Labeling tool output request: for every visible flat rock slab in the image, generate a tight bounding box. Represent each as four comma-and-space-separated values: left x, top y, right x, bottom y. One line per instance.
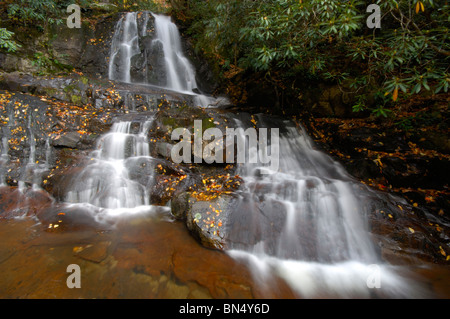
74, 241, 112, 263
52, 131, 83, 148
0, 215, 298, 299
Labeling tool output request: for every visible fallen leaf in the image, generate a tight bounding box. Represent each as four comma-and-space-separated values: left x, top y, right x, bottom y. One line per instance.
392, 88, 398, 101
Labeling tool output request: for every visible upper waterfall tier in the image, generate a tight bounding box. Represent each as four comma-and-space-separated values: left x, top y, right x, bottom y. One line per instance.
108, 11, 220, 108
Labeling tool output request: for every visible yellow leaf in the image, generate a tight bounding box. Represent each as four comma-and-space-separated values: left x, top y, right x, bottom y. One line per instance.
415, 2, 420, 14
420, 1, 425, 12
408, 227, 415, 234
73, 246, 84, 253
392, 87, 398, 101
374, 156, 383, 167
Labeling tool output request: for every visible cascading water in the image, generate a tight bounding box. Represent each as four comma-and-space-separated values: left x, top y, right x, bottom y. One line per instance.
108, 11, 217, 108
0, 135, 8, 186
226, 116, 427, 298
230, 119, 377, 262
0, 109, 13, 186
65, 117, 159, 218
17, 110, 51, 192
108, 12, 140, 83
66, 11, 215, 219
151, 13, 197, 92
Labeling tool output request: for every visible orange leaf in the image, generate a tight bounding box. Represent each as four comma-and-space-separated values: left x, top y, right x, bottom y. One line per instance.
392, 88, 398, 101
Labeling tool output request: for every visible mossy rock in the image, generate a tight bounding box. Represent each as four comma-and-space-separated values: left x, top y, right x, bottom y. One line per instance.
63, 84, 77, 93
80, 76, 89, 85
71, 94, 82, 105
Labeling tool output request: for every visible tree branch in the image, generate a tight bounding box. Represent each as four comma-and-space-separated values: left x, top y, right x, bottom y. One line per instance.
394, 8, 450, 57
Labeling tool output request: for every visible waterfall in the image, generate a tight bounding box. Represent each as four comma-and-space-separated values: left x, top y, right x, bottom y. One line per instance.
28, 134, 36, 165
231, 122, 377, 262
0, 136, 8, 186
108, 12, 140, 83
44, 138, 52, 169
151, 13, 217, 108
65, 117, 158, 218
1, 136, 8, 160
226, 116, 426, 298
108, 11, 218, 108
151, 13, 197, 92
67, 11, 220, 217
18, 113, 39, 191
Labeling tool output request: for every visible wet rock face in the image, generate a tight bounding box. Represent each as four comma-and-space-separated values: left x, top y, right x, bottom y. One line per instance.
0, 13, 117, 78
171, 192, 237, 250
52, 131, 83, 149
170, 189, 298, 253
0, 187, 53, 219
364, 194, 449, 265
0, 91, 54, 186
0, 72, 198, 111
0, 89, 117, 191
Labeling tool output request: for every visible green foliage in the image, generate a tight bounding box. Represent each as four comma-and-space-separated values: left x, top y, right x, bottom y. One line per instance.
352, 95, 367, 113
32, 52, 54, 74
130, 0, 169, 13
0, 28, 20, 52
184, 0, 366, 74
180, 0, 449, 117
105, 0, 169, 13
32, 52, 72, 75
371, 104, 393, 118
238, 0, 363, 71
7, 0, 73, 27
395, 116, 415, 131
359, 0, 449, 98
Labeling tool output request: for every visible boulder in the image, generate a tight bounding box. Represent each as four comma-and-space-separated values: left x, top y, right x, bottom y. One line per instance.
171, 192, 236, 250
52, 131, 82, 148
